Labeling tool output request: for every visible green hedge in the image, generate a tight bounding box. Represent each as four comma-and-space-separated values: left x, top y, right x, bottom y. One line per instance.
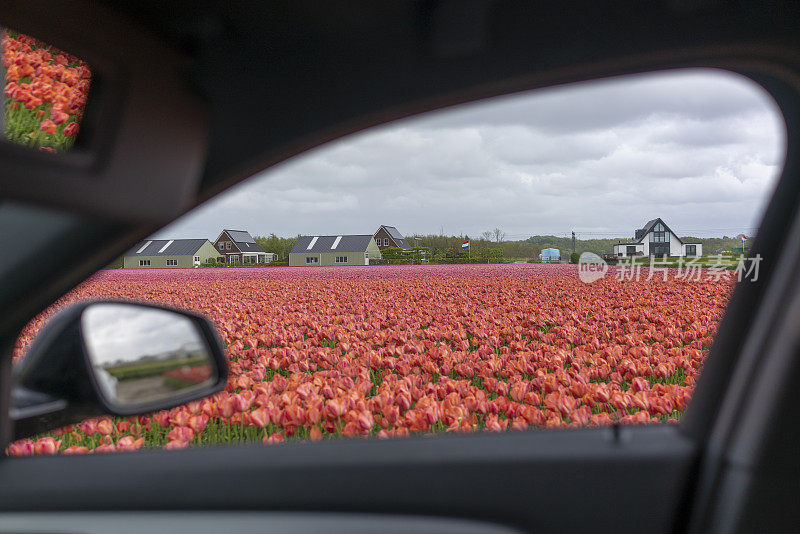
104, 356, 208, 381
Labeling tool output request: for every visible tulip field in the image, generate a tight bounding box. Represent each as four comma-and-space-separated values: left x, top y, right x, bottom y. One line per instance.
7, 264, 733, 456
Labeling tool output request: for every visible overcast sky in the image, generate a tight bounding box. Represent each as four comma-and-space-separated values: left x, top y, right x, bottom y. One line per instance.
155, 68, 786, 241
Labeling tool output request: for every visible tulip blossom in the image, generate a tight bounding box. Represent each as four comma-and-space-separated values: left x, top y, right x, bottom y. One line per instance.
34, 437, 62, 455
39, 119, 56, 134
116, 436, 145, 452
63, 446, 90, 455
7, 439, 34, 456
96, 418, 114, 435
77, 419, 98, 436
188, 415, 209, 434
163, 440, 189, 451
167, 426, 194, 443
51, 110, 69, 124
63, 122, 79, 137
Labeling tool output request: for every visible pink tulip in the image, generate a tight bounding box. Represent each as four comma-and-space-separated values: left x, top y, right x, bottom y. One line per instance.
63, 446, 90, 455
96, 418, 114, 435
163, 440, 189, 450
7, 439, 34, 456
116, 436, 145, 451
34, 437, 61, 455
77, 419, 98, 436
167, 426, 194, 443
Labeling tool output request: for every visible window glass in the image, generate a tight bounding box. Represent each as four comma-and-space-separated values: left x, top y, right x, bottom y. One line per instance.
8, 69, 785, 455
2, 29, 91, 152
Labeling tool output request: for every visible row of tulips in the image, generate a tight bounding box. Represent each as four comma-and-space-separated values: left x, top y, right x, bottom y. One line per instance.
2, 30, 90, 151
7, 264, 733, 455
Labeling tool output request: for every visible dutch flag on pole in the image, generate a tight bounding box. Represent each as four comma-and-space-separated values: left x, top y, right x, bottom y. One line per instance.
462, 240, 470, 250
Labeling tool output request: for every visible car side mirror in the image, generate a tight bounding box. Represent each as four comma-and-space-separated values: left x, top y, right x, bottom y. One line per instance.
11, 301, 228, 440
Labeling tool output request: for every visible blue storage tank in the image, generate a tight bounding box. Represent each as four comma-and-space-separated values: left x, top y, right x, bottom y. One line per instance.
539, 248, 561, 263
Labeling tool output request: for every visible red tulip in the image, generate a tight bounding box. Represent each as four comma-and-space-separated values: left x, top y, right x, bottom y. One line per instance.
263, 433, 285, 444
7, 439, 34, 456
630, 377, 649, 393
63, 446, 90, 455
34, 437, 62, 455
484, 415, 508, 432
116, 436, 145, 451
77, 419, 98, 436
167, 426, 194, 443
51, 109, 69, 124
152, 411, 171, 428
163, 440, 189, 450
39, 119, 56, 134
188, 415, 209, 434
231, 393, 253, 413
248, 408, 269, 428
323, 399, 347, 420
96, 418, 114, 435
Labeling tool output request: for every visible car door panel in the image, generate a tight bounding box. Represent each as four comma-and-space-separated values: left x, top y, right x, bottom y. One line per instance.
0, 512, 523, 534
0, 425, 696, 533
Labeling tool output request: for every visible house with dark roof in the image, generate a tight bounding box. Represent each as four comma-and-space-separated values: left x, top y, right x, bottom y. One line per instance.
612, 218, 703, 258
373, 225, 411, 250
213, 229, 274, 264
289, 235, 382, 266
123, 239, 219, 269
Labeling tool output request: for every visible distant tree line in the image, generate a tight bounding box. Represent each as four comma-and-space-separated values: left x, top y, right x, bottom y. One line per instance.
407, 231, 753, 262
253, 234, 299, 260
523, 234, 752, 258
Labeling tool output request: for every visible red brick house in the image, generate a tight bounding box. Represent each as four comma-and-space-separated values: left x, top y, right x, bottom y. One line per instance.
373, 225, 411, 250
212, 229, 273, 264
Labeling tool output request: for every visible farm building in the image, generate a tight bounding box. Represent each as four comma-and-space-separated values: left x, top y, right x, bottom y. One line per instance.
123, 239, 219, 269
289, 235, 382, 266
213, 229, 274, 264
612, 218, 702, 258
539, 248, 561, 263
374, 225, 411, 250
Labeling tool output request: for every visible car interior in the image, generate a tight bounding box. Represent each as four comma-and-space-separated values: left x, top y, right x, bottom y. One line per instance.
1, 1, 800, 532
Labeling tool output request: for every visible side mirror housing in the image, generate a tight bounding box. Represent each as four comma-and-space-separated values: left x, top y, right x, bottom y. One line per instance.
11, 301, 228, 440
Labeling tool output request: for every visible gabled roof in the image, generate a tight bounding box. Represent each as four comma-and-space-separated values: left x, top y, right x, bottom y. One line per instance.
291, 235, 375, 254
218, 229, 265, 253
375, 225, 411, 248
125, 239, 212, 257
632, 218, 684, 245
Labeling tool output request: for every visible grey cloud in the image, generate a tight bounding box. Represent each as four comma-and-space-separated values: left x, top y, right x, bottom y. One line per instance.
154, 68, 785, 242
406, 69, 777, 133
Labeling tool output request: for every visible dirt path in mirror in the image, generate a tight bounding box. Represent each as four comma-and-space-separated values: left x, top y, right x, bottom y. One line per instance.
115, 377, 176, 403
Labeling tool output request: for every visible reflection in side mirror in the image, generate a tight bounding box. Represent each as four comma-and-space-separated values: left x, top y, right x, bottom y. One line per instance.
11, 301, 227, 440
2, 29, 92, 152
82, 304, 215, 409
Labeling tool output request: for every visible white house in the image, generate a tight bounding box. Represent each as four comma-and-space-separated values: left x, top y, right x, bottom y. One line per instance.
613, 218, 702, 258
